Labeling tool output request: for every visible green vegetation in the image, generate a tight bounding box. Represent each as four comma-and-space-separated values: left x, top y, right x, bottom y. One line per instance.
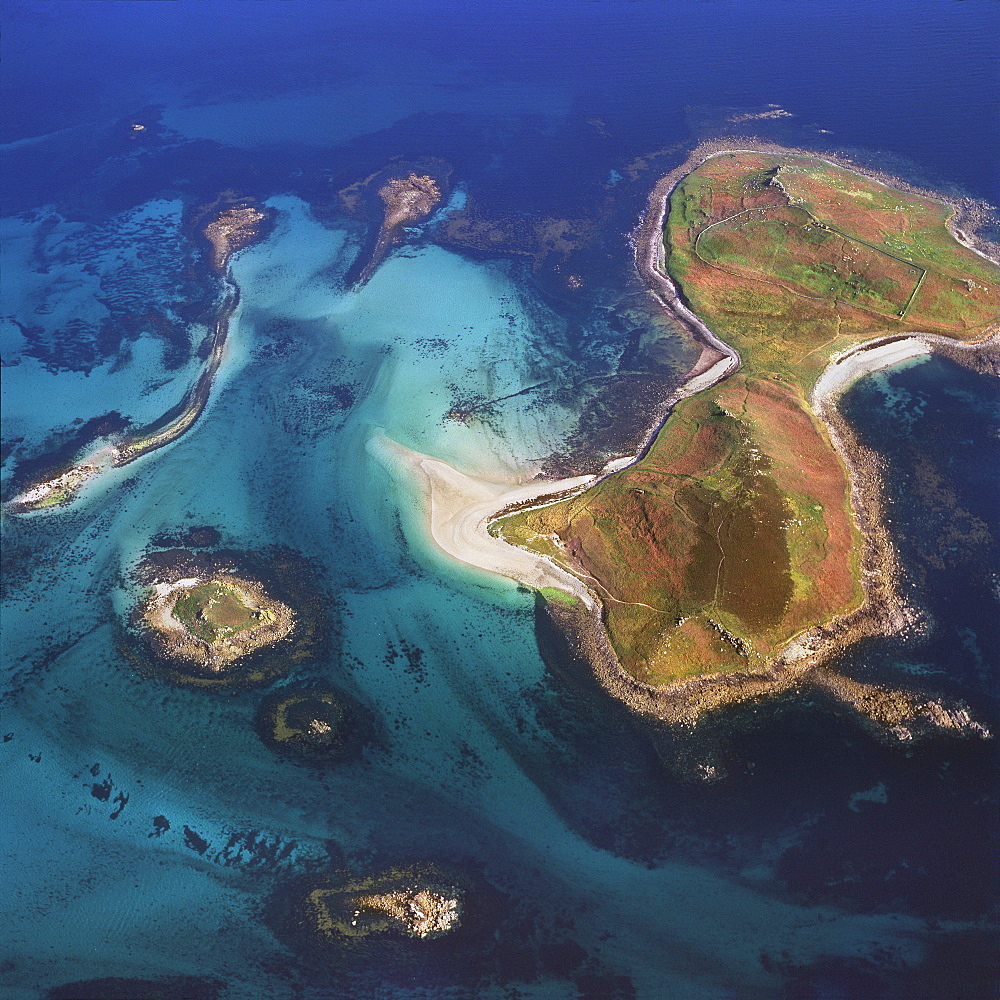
496, 151, 1000, 687
172, 581, 272, 643
496, 380, 846, 682
537, 586, 581, 605
35, 487, 74, 509
696, 207, 922, 318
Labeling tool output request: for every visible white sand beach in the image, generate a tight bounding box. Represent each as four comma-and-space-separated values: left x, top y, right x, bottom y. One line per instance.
370, 432, 599, 606
812, 336, 932, 406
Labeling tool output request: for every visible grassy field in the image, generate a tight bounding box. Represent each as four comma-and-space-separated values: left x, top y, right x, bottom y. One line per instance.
173, 581, 270, 644
497, 152, 1000, 685
696, 206, 924, 318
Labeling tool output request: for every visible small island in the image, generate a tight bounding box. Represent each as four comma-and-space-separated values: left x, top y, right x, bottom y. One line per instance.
305, 868, 464, 943
141, 574, 294, 674
202, 203, 269, 276
127, 543, 326, 689
354, 172, 442, 286
256, 686, 370, 763
379, 173, 442, 233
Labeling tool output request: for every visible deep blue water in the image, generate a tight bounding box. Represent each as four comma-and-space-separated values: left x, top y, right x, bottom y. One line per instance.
2, 2, 998, 998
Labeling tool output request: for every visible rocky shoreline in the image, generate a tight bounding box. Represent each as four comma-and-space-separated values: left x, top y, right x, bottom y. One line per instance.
139, 572, 295, 674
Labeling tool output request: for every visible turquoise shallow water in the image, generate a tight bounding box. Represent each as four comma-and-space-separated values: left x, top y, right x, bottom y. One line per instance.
4, 190, 992, 1000
3, 1, 999, 997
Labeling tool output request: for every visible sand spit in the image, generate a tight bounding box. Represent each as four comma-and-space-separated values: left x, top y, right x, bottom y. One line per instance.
4, 287, 237, 516
372, 433, 599, 606
4, 457, 108, 513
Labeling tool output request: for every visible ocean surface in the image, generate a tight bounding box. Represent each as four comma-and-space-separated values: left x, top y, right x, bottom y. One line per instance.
1, 2, 998, 998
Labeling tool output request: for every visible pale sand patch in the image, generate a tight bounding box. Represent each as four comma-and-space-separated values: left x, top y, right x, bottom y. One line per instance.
812, 336, 932, 405
370, 432, 598, 606
152, 577, 202, 597
677, 354, 740, 400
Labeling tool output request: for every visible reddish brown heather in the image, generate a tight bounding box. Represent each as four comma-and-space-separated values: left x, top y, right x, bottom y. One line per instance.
497, 149, 1000, 688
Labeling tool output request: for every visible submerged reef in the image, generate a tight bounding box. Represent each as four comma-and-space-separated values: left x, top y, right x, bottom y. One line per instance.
495, 143, 1000, 735
45, 976, 224, 1000
125, 543, 328, 689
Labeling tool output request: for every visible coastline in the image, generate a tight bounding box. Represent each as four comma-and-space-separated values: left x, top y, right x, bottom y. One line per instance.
632, 136, 1000, 288
371, 432, 600, 606
388, 141, 999, 732
4, 205, 269, 516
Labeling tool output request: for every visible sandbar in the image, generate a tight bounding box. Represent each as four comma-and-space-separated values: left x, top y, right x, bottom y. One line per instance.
371, 432, 598, 605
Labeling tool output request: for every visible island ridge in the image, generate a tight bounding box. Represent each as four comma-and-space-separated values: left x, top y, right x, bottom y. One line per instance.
5, 202, 268, 514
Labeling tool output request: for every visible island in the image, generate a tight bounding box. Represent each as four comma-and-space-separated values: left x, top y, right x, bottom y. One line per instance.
304, 867, 464, 943
497, 147, 1000, 729
141, 574, 294, 674
384, 144, 999, 738
4, 201, 269, 515
354, 172, 442, 286
127, 544, 326, 689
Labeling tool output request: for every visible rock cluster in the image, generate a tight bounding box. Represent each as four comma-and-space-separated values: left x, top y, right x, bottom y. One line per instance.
306, 868, 464, 944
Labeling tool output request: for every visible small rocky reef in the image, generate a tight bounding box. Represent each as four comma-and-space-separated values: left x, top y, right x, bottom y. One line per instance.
343, 166, 444, 286
256, 685, 371, 763
305, 867, 464, 944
